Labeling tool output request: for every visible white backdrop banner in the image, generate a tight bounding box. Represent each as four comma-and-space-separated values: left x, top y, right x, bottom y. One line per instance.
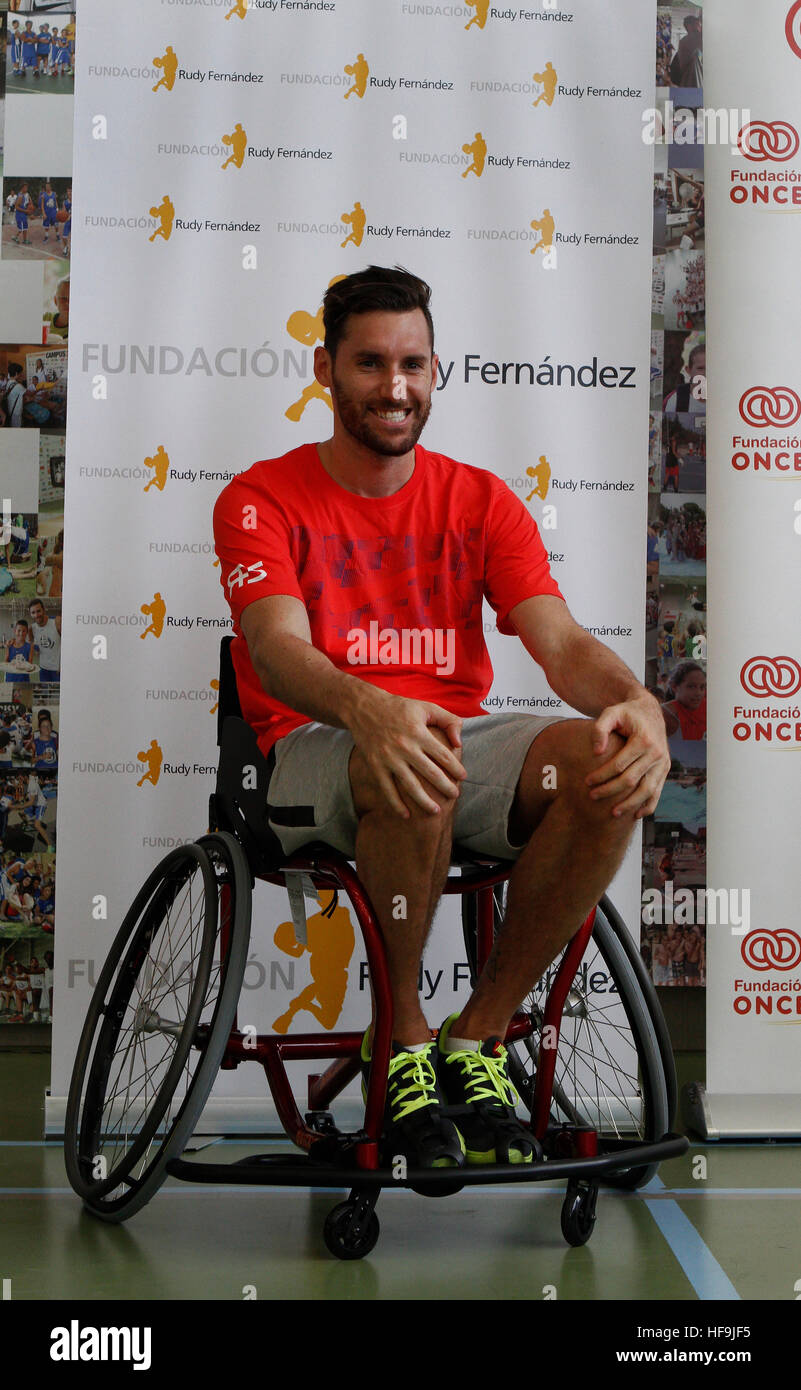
699, 0, 801, 1135
50, 0, 655, 1129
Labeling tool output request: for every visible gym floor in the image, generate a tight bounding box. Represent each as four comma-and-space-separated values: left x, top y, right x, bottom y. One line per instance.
1, 1051, 799, 1301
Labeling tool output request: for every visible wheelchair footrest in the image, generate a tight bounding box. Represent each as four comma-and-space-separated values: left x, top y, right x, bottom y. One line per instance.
165, 1132, 687, 1189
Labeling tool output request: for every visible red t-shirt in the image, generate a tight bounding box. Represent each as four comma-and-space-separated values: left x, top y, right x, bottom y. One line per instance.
670, 695, 707, 740
213, 442, 563, 757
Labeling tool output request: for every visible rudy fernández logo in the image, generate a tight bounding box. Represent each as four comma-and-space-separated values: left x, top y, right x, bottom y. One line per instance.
739, 655, 801, 699
737, 120, 799, 161
741, 928, 801, 971
344, 51, 369, 99
738, 386, 801, 428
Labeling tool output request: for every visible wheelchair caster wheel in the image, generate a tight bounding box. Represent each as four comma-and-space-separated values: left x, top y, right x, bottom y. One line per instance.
560, 1179, 598, 1247
323, 1201, 380, 1260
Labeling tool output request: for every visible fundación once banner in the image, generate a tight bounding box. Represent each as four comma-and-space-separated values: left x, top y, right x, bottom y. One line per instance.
698, 0, 801, 1136
49, 0, 655, 1129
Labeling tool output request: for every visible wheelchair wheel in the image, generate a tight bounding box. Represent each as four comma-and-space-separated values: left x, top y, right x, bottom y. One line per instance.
461, 889, 670, 1189
64, 833, 251, 1221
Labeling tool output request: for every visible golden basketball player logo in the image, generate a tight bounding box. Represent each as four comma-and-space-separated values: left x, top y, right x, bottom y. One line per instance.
152, 45, 178, 94
148, 194, 175, 244
285, 274, 347, 422
136, 739, 163, 788
225, 0, 248, 18
340, 201, 365, 249
221, 123, 248, 170
461, 131, 486, 178
140, 591, 166, 639
143, 444, 170, 493
532, 62, 557, 108
526, 455, 551, 501
530, 208, 555, 254
209, 678, 219, 715
343, 52, 369, 99
271, 890, 356, 1033
464, 0, 489, 31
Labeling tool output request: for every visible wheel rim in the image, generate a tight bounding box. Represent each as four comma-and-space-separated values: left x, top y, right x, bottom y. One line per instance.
474, 889, 664, 1147
68, 845, 220, 1202
514, 978, 651, 1139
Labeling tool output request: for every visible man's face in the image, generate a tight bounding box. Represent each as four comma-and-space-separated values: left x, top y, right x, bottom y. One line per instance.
29, 603, 45, 627
319, 309, 437, 457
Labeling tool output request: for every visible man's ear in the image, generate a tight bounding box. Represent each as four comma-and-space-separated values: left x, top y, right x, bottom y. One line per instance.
313, 344, 332, 388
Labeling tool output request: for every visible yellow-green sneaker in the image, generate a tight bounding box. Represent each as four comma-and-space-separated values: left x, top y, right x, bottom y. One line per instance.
437, 1014, 538, 1165
361, 1031, 465, 1171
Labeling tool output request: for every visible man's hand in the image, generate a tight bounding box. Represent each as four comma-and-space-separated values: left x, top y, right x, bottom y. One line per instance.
346, 685, 465, 818
585, 693, 671, 819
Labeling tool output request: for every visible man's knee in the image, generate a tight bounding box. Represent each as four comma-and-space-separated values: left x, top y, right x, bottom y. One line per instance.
350, 733, 461, 823
511, 719, 628, 833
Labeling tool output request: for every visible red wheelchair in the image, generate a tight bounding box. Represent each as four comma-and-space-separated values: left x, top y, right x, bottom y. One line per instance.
64, 639, 686, 1258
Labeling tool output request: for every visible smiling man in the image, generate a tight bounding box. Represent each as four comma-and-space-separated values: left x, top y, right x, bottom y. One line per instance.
213, 265, 670, 1172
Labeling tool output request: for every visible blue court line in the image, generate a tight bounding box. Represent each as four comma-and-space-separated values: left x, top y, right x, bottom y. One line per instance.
644, 1199, 740, 1300
643, 1171, 740, 1299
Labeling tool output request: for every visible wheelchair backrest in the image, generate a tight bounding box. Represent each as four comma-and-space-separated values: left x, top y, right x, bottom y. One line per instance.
211, 637, 285, 873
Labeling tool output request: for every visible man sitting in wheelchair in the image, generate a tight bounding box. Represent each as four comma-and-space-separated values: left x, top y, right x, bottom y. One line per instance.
213, 266, 670, 1174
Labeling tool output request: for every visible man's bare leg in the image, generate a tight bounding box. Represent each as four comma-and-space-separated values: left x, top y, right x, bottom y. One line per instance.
452, 720, 636, 1042
349, 737, 458, 1045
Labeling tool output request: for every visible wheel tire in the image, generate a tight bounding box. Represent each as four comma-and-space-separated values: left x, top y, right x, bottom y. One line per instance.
323, 1202, 380, 1260
461, 890, 670, 1190
560, 1180, 597, 1247
597, 893, 678, 1131
64, 834, 251, 1221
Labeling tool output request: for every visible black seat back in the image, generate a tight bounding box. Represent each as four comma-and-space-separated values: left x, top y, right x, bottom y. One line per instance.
211, 636, 285, 873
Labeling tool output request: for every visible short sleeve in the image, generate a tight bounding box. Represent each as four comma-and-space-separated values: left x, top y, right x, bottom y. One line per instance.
212, 472, 305, 625
483, 478, 563, 635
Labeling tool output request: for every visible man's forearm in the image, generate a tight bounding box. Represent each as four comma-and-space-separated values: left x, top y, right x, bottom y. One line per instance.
246, 629, 382, 732
545, 631, 650, 717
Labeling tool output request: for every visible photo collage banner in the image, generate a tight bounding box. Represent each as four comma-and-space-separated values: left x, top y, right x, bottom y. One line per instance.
0, 0, 76, 1033
641, 2, 708, 992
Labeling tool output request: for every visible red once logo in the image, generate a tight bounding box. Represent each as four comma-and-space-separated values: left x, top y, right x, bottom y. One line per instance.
738, 385, 801, 427
737, 120, 800, 161
740, 655, 801, 697
787, 0, 801, 58
741, 929, 801, 971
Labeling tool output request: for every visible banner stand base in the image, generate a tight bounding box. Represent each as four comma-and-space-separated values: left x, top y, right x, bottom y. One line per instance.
682, 1082, 801, 1139
44, 1094, 364, 1139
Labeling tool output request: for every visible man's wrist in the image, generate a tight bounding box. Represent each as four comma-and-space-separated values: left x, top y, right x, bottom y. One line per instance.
338, 673, 388, 732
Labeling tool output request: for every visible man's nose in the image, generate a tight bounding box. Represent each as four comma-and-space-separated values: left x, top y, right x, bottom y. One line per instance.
384, 370, 408, 403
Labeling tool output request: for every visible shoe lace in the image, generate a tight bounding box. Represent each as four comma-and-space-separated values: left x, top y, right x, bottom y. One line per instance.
386, 1049, 439, 1123
446, 1047, 519, 1109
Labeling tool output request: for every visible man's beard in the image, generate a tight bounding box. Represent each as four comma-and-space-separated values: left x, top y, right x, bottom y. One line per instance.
329, 375, 432, 456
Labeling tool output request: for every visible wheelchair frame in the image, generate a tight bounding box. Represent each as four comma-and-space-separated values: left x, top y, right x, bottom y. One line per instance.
64, 638, 687, 1258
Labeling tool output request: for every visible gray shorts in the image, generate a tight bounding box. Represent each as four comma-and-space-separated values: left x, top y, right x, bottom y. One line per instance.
266, 711, 567, 861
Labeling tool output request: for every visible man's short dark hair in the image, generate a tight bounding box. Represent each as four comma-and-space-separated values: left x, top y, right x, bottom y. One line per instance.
322, 265, 434, 359
8, 364, 23, 379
